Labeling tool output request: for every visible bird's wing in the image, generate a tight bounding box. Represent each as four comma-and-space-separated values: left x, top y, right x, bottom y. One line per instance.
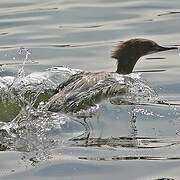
46, 72, 111, 112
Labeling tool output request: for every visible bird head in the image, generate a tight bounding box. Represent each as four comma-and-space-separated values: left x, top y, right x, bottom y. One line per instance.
112, 38, 177, 74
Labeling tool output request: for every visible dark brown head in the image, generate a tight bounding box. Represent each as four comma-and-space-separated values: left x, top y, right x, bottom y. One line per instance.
112, 38, 177, 74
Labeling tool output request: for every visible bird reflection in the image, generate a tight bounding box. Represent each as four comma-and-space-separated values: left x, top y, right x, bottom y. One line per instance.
70, 107, 139, 148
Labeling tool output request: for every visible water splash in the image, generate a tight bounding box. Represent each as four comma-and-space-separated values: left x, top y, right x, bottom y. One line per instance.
47, 66, 83, 76
0, 57, 86, 163
0, 100, 85, 164
131, 108, 164, 118
1, 58, 178, 164
53, 72, 160, 115
109, 73, 159, 105
0, 64, 84, 121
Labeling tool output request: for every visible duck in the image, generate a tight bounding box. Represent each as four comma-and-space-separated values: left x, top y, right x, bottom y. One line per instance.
46, 38, 177, 113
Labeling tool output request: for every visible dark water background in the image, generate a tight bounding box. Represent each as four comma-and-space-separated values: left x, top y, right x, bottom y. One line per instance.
0, 0, 180, 179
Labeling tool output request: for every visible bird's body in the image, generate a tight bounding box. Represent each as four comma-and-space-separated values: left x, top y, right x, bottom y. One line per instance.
46, 38, 177, 113
46, 71, 113, 112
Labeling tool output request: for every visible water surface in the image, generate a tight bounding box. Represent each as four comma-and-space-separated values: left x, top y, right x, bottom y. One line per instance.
0, 0, 180, 180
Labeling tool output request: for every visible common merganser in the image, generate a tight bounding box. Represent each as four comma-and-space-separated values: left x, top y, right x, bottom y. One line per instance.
46, 38, 177, 112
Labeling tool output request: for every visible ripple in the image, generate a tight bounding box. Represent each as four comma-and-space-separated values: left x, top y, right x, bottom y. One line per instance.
157, 11, 180, 17
71, 136, 180, 149
78, 155, 180, 161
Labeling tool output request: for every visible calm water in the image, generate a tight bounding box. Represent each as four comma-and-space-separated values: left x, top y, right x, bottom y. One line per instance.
0, 0, 180, 179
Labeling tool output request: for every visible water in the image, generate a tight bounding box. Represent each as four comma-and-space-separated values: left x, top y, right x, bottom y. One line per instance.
0, 0, 180, 179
